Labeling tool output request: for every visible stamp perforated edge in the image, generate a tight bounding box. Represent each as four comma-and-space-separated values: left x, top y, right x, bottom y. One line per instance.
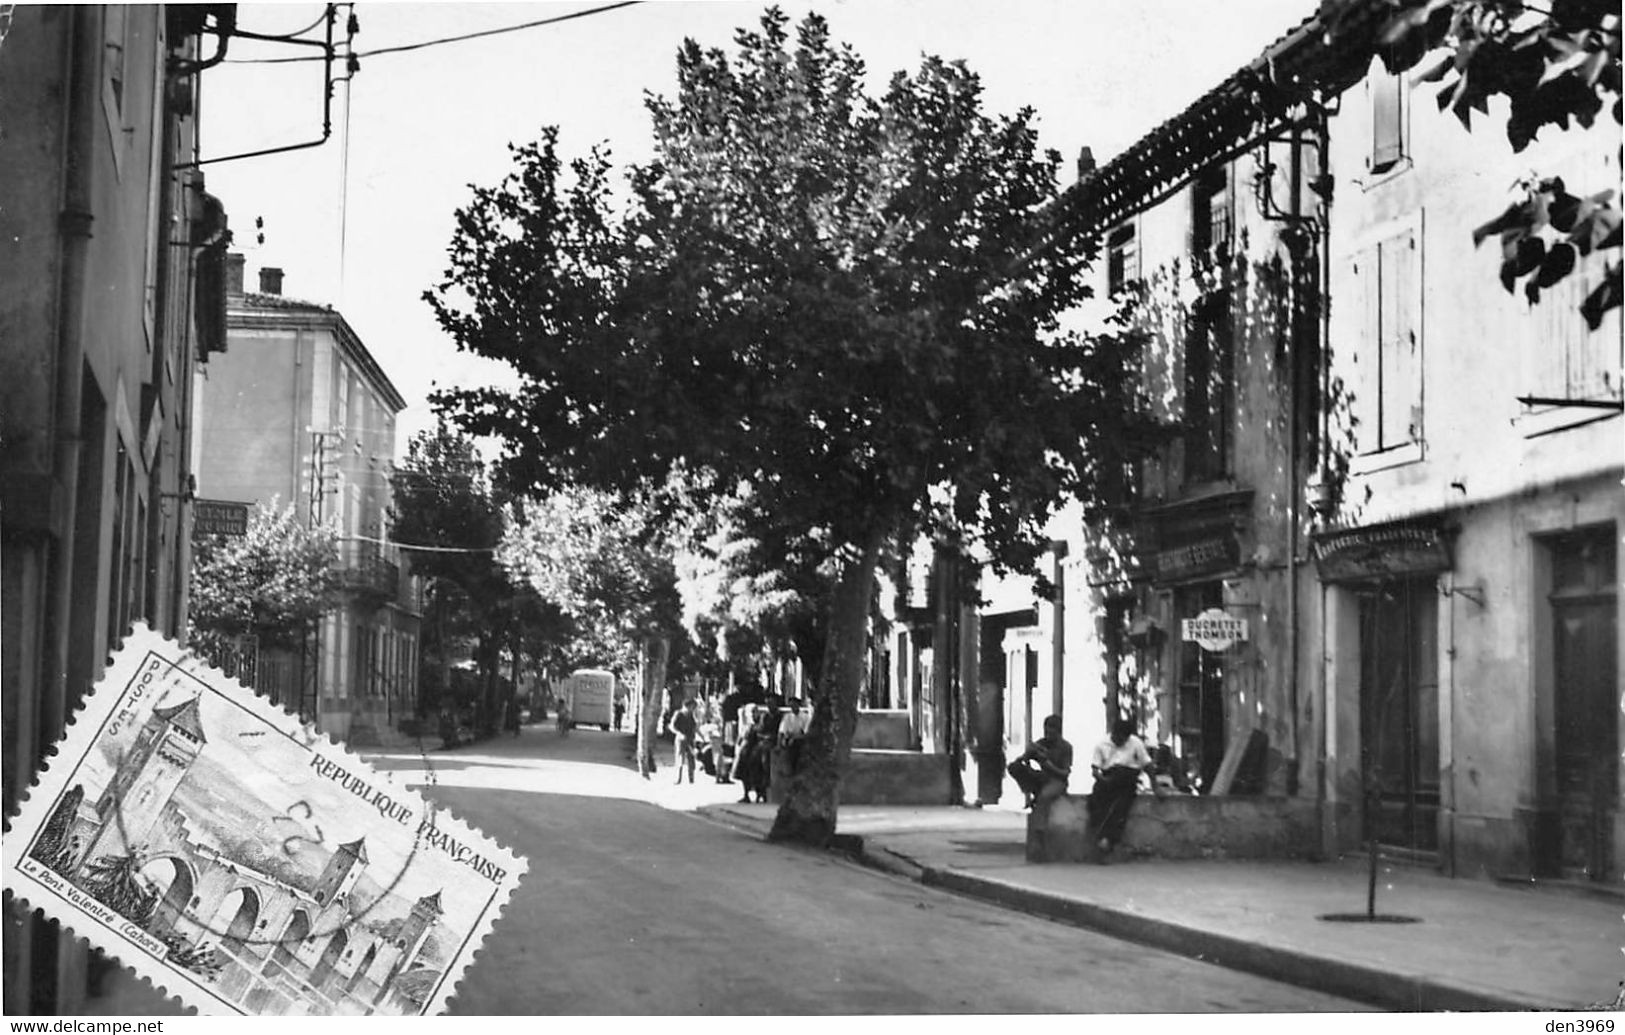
1, 622, 527, 1016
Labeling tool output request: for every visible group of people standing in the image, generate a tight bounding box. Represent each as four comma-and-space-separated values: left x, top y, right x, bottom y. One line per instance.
665, 688, 811, 803
1007, 714, 1161, 860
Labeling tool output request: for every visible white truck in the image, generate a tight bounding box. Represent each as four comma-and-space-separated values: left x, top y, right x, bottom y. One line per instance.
563, 669, 615, 730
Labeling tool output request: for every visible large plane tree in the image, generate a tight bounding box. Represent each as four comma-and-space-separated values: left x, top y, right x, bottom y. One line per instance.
426, 9, 1133, 845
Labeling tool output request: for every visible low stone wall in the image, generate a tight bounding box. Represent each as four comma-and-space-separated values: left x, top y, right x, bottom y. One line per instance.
767, 747, 952, 806
852, 710, 915, 750
1027, 793, 1322, 863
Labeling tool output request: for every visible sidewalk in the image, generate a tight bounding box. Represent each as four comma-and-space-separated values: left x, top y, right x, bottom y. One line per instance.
696, 801, 1625, 1013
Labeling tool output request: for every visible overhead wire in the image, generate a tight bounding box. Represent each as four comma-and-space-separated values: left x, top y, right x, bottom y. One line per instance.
224, 1, 643, 65
253, 8, 333, 42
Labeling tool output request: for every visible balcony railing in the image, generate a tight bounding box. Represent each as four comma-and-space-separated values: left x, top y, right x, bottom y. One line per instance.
339, 545, 399, 600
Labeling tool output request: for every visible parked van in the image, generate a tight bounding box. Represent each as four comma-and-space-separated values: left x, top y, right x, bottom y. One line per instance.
564, 669, 615, 730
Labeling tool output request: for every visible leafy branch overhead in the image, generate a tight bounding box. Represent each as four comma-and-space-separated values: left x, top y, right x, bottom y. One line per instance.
1322, 0, 1622, 326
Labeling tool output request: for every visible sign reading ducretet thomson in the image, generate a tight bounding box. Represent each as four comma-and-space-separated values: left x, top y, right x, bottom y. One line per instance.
193, 498, 250, 537
1181, 608, 1249, 652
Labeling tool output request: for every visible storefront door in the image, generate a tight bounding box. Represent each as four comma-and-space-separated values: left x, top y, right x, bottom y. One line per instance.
1175, 583, 1226, 792
1550, 528, 1618, 881
1359, 577, 1441, 854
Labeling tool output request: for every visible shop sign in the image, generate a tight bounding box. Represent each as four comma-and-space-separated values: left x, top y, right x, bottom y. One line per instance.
1154, 535, 1237, 582
1312, 522, 1452, 583
1181, 608, 1248, 652
193, 498, 249, 537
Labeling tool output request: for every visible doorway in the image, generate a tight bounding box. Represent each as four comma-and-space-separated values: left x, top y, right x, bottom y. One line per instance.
1548, 527, 1618, 881
1174, 583, 1226, 792
1358, 578, 1441, 854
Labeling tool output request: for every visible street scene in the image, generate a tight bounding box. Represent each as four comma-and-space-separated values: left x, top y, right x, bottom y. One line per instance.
2, 0, 1622, 1018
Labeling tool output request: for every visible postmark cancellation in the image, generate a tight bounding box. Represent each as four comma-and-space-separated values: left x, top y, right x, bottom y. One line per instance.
2, 623, 526, 1015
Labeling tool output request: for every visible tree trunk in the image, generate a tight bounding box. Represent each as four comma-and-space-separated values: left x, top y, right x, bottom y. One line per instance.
769, 528, 886, 847
636, 635, 669, 778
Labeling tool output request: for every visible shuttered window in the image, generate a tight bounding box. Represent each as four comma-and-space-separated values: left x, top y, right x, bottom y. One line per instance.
1351, 226, 1423, 454
1371, 68, 1405, 174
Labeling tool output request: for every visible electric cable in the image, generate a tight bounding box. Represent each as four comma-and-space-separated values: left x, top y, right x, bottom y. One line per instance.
225, 2, 642, 65
252, 8, 332, 42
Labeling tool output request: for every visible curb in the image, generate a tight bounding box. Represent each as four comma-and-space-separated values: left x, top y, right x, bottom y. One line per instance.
695, 805, 1543, 1012
881, 854, 1541, 1013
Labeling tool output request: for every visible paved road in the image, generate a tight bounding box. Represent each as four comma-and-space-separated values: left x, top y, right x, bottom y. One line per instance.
367, 725, 1367, 1015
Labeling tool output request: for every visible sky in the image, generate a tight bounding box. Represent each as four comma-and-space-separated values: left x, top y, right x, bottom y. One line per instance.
204, 0, 1317, 457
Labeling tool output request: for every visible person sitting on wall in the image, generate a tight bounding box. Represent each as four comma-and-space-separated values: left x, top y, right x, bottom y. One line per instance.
1007, 715, 1073, 814
777, 697, 810, 773
1089, 718, 1153, 859
1148, 743, 1191, 795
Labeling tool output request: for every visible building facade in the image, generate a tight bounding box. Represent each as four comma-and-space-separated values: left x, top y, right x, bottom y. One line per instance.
1316, 47, 1621, 879
192, 257, 421, 746
0, 5, 236, 1011
988, 5, 1621, 885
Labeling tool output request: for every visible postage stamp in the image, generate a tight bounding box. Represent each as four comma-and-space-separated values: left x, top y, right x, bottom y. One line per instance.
2, 623, 525, 1016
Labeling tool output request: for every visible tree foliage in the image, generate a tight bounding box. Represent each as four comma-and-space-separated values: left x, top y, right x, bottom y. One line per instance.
673, 481, 832, 686
1321, 0, 1622, 325
426, 8, 1123, 842
79, 849, 156, 926
392, 421, 532, 728
499, 484, 683, 675
188, 500, 338, 654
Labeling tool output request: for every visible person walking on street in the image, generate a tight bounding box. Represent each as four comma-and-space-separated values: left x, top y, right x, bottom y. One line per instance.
670, 698, 700, 784
1089, 717, 1152, 859
1007, 715, 1073, 816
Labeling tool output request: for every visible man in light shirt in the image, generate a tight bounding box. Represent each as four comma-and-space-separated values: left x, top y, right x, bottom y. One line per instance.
1089, 718, 1152, 858
778, 697, 810, 772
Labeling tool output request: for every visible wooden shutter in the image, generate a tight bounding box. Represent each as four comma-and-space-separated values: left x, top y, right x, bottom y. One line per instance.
1371, 70, 1403, 173
1350, 247, 1381, 451
1379, 229, 1422, 448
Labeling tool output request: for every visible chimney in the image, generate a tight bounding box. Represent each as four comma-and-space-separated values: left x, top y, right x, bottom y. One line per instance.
225, 252, 245, 296
1076, 146, 1096, 181
259, 266, 284, 295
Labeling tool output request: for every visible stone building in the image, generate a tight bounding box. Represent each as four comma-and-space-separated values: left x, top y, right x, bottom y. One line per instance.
987, 4, 1620, 884
0, 5, 236, 1012
192, 257, 422, 745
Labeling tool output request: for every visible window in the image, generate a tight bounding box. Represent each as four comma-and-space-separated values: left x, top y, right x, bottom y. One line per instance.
100, 5, 132, 175
1107, 221, 1139, 297
1351, 222, 1423, 458
1369, 67, 1407, 175
104, 6, 129, 115
1182, 287, 1234, 483
1191, 165, 1231, 262
1518, 242, 1623, 434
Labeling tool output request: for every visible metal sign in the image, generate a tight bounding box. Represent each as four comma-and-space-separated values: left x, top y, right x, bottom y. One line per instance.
1181, 608, 1248, 652
193, 498, 250, 537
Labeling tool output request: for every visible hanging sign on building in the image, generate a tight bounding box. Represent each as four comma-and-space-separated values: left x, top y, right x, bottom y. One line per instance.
1181, 607, 1249, 652
192, 498, 250, 537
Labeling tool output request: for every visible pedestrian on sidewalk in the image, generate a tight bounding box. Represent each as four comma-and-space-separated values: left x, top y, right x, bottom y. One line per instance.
670, 698, 700, 784
736, 705, 773, 803
1089, 718, 1151, 858
1008, 715, 1072, 814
